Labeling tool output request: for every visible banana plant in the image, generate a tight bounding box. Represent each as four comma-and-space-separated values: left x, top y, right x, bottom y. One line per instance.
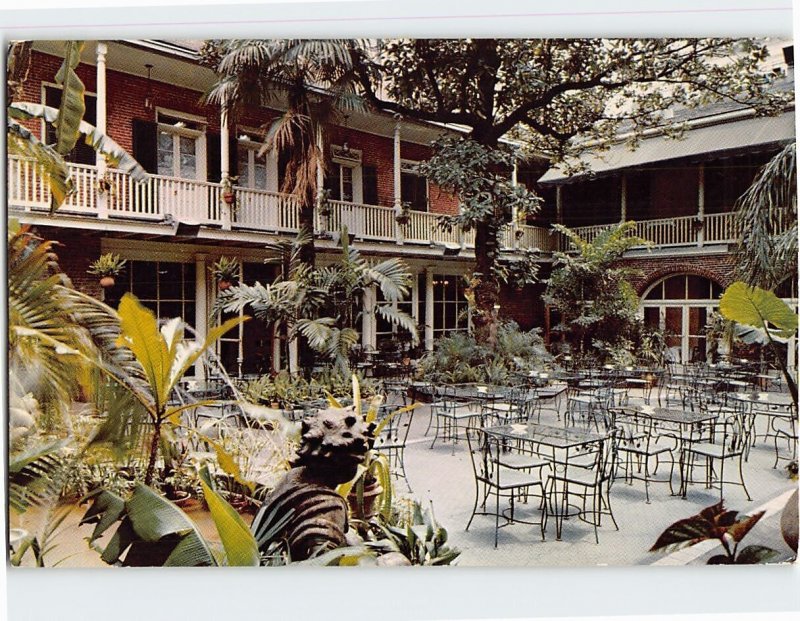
7, 41, 147, 212
113, 293, 247, 485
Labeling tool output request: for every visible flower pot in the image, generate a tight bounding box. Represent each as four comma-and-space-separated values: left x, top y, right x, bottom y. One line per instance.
99, 276, 115, 288
222, 191, 235, 205
218, 279, 232, 291
168, 490, 193, 508
347, 479, 383, 521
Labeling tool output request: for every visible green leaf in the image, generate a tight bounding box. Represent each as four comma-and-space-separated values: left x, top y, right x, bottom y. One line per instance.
54, 41, 86, 156
735, 545, 780, 564
116, 294, 169, 413
125, 484, 197, 542
199, 475, 260, 566
720, 282, 798, 339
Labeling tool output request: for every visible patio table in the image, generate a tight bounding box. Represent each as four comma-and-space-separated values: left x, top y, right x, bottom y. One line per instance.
616, 404, 718, 497
485, 422, 609, 540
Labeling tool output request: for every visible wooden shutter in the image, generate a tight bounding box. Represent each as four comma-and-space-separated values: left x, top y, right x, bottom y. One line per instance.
362, 165, 379, 206
132, 119, 158, 174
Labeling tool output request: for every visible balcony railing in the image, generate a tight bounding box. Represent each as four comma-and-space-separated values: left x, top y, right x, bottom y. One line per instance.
13, 157, 774, 256
567, 210, 792, 251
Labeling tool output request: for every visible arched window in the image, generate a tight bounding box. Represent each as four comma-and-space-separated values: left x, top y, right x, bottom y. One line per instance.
641, 274, 722, 364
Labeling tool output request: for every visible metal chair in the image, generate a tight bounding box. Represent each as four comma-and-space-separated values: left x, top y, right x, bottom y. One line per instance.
613, 409, 676, 503
682, 408, 754, 501
429, 385, 480, 453
465, 427, 547, 547
374, 403, 415, 492
546, 430, 619, 544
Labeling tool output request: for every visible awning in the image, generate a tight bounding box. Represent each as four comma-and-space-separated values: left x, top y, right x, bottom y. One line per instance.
539, 111, 795, 184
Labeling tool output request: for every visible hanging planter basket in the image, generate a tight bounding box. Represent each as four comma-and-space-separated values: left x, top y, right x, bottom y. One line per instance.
99, 276, 116, 288
218, 279, 232, 291
222, 191, 236, 205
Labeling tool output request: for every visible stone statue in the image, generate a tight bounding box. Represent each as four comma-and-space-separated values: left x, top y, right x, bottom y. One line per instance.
251, 407, 371, 561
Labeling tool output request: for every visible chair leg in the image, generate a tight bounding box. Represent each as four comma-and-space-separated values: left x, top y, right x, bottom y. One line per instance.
738, 456, 752, 501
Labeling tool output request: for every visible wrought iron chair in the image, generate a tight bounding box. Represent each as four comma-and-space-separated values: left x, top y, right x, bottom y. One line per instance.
682, 408, 754, 501
429, 385, 480, 453
612, 409, 676, 503
465, 427, 547, 547
374, 403, 415, 492
545, 430, 620, 544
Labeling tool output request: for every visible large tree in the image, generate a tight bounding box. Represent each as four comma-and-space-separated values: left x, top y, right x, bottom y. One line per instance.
348, 38, 789, 339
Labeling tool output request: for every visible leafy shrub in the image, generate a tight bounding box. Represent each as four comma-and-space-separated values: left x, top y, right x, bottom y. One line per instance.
415, 321, 552, 385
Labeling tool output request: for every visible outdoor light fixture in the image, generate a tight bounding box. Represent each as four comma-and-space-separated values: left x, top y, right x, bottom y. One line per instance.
144, 63, 154, 115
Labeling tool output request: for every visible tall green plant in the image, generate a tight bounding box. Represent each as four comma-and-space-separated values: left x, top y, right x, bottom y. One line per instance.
113, 294, 246, 484
544, 221, 649, 360
719, 281, 798, 404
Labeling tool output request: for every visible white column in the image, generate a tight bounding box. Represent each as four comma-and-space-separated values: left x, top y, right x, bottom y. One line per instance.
96, 43, 108, 219
511, 159, 519, 249
194, 253, 208, 381
556, 186, 563, 224
620, 174, 627, 222
697, 164, 705, 247
220, 100, 232, 231
424, 268, 435, 351
288, 339, 299, 376
271, 324, 281, 373
316, 127, 325, 233
362, 285, 376, 350
393, 115, 404, 245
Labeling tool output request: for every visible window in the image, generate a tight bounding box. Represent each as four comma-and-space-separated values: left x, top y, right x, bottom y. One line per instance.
43, 85, 97, 165
641, 274, 722, 364
401, 161, 428, 212
156, 111, 205, 180
432, 274, 469, 338
237, 142, 268, 190
104, 260, 196, 329
325, 164, 356, 202
362, 166, 379, 206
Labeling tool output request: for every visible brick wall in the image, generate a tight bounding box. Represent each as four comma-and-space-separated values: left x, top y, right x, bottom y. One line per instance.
618, 253, 738, 295
499, 282, 547, 331
37, 226, 103, 298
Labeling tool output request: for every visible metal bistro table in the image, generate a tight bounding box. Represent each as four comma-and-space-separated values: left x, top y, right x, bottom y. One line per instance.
485, 422, 609, 540
617, 404, 718, 498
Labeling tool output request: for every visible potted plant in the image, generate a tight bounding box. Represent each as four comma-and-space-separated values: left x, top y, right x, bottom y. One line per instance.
87, 253, 127, 288
210, 256, 239, 291
337, 376, 416, 522
318, 188, 332, 217
221, 175, 238, 205
395, 202, 411, 226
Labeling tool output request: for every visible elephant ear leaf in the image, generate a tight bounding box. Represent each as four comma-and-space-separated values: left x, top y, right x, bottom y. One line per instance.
720, 282, 798, 339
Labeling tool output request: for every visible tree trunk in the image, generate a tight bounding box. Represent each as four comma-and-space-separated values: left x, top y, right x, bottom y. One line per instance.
472, 217, 501, 348
297, 184, 316, 377
144, 419, 161, 487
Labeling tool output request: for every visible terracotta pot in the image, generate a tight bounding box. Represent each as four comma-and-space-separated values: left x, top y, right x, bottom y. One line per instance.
168, 490, 193, 508
99, 276, 115, 288
222, 191, 235, 205
347, 479, 383, 521
218, 279, 232, 291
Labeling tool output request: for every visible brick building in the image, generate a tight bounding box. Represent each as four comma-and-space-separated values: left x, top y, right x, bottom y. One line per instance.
8, 40, 796, 374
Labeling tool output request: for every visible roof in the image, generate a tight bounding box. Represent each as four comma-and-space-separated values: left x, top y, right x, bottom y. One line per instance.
539, 109, 795, 184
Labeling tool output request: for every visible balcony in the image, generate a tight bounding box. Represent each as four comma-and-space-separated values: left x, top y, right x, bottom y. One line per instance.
11, 157, 773, 256
8, 157, 560, 253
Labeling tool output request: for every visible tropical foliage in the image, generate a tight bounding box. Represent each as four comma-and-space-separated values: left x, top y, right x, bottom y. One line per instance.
734, 141, 797, 289
544, 222, 654, 363
650, 501, 779, 565
205, 39, 363, 268
415, 321, 552, 385
719, 281, 798, 404
217, 230, 416, 375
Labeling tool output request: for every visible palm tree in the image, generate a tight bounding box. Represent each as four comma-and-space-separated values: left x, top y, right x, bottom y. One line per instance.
217, 229, 417, 376
734, 141, 797, 290
205, 39, 364, 269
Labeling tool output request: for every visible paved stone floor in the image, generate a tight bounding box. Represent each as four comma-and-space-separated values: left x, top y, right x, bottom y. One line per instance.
10, 388, 797, 568
396, 392, 798, 567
